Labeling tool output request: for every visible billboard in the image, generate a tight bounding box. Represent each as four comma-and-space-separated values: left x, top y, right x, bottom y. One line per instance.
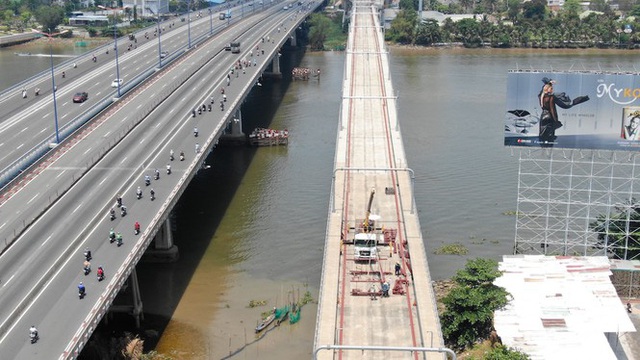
504, 71, 640, 151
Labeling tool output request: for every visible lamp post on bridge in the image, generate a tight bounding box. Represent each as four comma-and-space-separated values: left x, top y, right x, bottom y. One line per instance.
32, 28, 68, 145
98, 5, 122, 98
187, 0, 192, 48
146, 6, 165, 67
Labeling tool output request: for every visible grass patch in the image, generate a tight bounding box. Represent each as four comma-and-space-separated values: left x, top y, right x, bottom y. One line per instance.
434, 243, 468, 255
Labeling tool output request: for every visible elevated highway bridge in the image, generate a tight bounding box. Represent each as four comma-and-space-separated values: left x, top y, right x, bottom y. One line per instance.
0, 0, 321, 358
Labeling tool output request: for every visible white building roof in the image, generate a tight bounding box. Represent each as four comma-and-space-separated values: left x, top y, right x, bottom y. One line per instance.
494, 255, 635, 360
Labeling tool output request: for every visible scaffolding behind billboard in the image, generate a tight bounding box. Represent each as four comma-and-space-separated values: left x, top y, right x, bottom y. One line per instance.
515, 148, 640, 259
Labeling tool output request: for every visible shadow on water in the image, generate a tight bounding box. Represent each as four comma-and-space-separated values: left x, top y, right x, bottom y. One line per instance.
78, 46, 308, 357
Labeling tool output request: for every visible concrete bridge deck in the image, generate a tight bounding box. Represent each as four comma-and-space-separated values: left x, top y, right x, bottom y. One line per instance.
313, 2, 445, 359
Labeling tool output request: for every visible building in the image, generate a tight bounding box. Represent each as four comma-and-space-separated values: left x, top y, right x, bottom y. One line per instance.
122, 0, 169, 18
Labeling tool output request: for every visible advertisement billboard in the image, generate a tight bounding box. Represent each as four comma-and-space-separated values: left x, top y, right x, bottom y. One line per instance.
504, 71, 640, 151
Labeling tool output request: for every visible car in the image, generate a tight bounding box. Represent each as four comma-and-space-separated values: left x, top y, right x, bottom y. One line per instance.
283, 5, 288, 9
73, 92, 88, 103
160, 51, 169, 58
224, 44, 231, 51
111, 79, 123, 88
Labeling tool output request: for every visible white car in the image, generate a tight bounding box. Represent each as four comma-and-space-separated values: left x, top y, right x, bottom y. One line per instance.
111, 79, 123, 88
160, 51, 169, 58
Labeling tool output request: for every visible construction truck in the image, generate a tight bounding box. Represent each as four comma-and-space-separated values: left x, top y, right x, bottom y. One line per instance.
354, 189, 379, 261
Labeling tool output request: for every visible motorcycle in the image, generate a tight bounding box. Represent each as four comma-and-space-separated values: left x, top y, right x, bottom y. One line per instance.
83, 249, 92, 262
208, 104, 212, 112
30, 332, 38, 344
134, 225, 140, 235
97, 268, 105, 282
109, 230, 116, 243
154, 171, 160, 180
145, 176, 151, 186
150, 190, 156, 201
180, 152, 185, 161
170, 152, 174, 161
166, 165, 171, 175
78, 285, 86, 299
198, 108, 202, 115
83, 261, 91, 275
121, 206, 127, 217
136, 189, 142, 199
116, 235, 123, 247
116, 197, 122, 208
194, 128, 198, 137
192, 110, 196, 117
110, 209, 116, 221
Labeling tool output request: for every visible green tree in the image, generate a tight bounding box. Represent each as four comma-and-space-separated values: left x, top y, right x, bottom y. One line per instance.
386, 9, 418, 44
522, 0, 547, 21
308, 13, 331, 50
589, 200, 640, 260
34, 5, 64, 32
477, 344, 531, 360
590, 0, 611, 13
415, 18, 442, 45
562, 0, 581, 17
440, 258, 511, 351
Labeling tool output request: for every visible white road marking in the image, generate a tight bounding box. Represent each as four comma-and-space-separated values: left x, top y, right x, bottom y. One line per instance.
72, 203, 82, 213
40, 235, 53, 248
55, 170, 66, 179
2, 274, 15, 288
99, 177, 108, 186
83, 147, 92, 155
120, 156, 128, 164
16, 144, 24, 150
27, 193, 39, 204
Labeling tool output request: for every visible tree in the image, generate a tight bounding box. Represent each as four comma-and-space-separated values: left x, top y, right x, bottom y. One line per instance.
561, 0, 582, 17
308, 13, 332, 50
386, 9, 418, 44
34, 5, 64, 32
589, 200, 640, 260
440, 258, 511, 351
522, 0, 547, 21
415, 18, 442, 45
481, 344, 531, 360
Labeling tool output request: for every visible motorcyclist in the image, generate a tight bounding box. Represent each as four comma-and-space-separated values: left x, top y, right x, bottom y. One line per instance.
29, 326, 38, 342
110, 208, 116, 220
121, 205, 127, 216
62, 71, 66, 78
78, 282, 86, 296
150, 188, 155, 200
208, 104, 212, 112
97, 266, 105, 281
170, 149, 175, 161
180, 151, 185, 161
154, 168, 160, 180
145, 175, 151, 186
166, 163, 171, 174
134, 221, 141, 234
109, 228, 116, 242
194, 127, 198, 137
83, 260, 91, 274
223, 94, 227, 102
116, 195, 122, 207
136, 186, 142, 198
116, 232, 123, 246
34, 88, 40, 96
192, 109, 196, 117
84, 248, 92, 261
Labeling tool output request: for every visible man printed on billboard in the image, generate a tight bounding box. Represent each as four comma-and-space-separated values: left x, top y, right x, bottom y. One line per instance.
623, 110, 640, 141
538, 77, 590, 143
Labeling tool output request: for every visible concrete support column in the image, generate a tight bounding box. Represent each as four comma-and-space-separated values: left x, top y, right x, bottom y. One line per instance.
231, 109, 244, 137
290, 32, 297, 47
130, 268, 144, 328
271, 52, 281, 76
108, 267, 144, 328
145, 217, 179, 262
154, 217, 173, 250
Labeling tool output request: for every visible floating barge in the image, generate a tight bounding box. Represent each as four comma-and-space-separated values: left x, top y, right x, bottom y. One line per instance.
248, 128, 289, 147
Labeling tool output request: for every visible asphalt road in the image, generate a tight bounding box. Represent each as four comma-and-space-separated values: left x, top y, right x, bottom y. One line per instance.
0, 0, 265, 178
0, 1, 316, 358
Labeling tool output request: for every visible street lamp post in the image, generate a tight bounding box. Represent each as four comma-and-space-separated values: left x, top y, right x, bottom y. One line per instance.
208, 8, 213, 35
32, 28, 66, 144
146, 6, 164, 67
99, 5, 122, 97
187, 1, 192, 48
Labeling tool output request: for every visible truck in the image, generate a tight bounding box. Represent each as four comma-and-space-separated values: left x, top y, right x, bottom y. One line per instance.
354, 233, 379, 261
219, 12, 226, 20
230, 41, 241, 54
353, 189, 379, 261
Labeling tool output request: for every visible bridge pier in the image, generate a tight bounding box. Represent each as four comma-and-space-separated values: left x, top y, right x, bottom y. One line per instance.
219, 110, 247, 145
107, 268, 144, 328
143, 217, 179, 262
289, 32, 297, 47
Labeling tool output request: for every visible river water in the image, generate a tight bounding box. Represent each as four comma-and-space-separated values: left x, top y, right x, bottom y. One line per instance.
2, 43, 640, 358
